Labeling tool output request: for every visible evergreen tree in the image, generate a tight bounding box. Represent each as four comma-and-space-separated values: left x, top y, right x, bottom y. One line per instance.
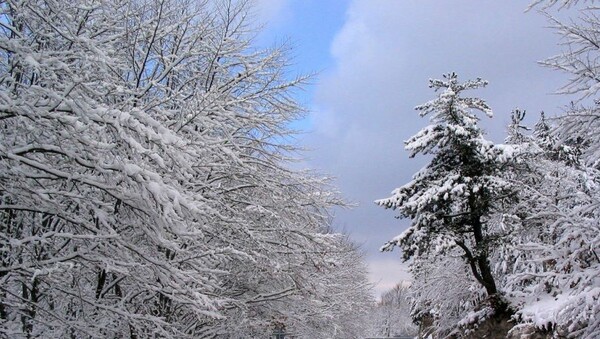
377, 73, 519, 310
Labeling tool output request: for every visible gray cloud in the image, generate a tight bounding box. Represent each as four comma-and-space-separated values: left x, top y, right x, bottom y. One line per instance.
305, 0, 572, 296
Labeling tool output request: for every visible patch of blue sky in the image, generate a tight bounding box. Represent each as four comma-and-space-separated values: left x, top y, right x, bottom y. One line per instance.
253, 0, 351, 133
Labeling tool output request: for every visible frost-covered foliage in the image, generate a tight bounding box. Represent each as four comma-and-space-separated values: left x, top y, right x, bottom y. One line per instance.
494, 111, 600, 339
495, 4, 600, 337
0, 0, 373, 337
409, 253, 487, 337
541, 7, 600, 100
264, 236, 374, 339
502, 13, 600, 337
536, 0, 600, 163
364, 283, 417, 338
527, 0, 593, 10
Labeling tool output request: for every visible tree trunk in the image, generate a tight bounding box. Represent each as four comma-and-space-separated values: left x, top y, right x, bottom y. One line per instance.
471, 210, 498, 296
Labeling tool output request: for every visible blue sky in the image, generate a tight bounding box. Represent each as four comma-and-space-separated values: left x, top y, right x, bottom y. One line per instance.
254, 0, 351, 132
255, 0, 574, 298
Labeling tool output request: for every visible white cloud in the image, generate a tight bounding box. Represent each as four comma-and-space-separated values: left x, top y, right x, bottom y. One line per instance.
252, 0, 291, 27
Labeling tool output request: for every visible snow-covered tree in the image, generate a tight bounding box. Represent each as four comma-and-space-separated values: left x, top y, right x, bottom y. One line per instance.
496, 111, 600, 339
493, 4, 600, 337
376, 73, 523, 337
364, 282, 417, 338
0, 0, 373, 337
287, 237, 374, 339
409, 253, 488, 337
538, 6, 600, 165
377, 73, 517, 300
527, 0, 589, 10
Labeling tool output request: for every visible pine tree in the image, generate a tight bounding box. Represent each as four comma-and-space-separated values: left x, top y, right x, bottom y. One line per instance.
377, 73, 519, 311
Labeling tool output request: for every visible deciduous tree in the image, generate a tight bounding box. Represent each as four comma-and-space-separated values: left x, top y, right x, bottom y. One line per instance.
0, 0, 373, 337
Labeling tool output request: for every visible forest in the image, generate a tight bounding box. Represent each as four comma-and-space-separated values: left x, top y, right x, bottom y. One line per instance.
0, 0, 599, 338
